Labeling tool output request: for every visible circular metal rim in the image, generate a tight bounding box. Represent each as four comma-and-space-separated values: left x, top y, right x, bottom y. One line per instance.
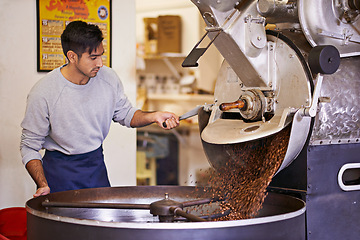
26, 205, 305, 229
26, 187, 306, 230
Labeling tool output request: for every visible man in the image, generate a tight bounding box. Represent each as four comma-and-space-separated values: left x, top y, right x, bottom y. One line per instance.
20, 21, 179, 197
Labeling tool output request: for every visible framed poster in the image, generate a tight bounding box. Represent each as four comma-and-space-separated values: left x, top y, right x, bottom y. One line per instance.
36, 0, 111, 72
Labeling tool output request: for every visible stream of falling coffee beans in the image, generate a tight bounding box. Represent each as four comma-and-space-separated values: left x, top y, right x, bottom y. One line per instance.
202, 125, 291, 221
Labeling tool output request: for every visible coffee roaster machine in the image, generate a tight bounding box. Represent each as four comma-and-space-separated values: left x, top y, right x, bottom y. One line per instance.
26, 0, 359, 239
185, 0, 360, 239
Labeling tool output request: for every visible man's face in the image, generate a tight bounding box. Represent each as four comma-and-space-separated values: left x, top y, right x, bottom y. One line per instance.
75, 42, 104, 78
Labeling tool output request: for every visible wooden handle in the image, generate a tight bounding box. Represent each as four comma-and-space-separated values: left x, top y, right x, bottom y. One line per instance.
219, 100, 245, 111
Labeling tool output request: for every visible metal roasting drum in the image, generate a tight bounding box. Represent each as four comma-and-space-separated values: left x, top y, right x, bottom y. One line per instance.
184, 0, 359, 173
26, 1, 360, 239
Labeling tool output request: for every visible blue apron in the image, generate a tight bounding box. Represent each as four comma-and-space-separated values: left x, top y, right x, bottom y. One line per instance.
42, 145, 110, 193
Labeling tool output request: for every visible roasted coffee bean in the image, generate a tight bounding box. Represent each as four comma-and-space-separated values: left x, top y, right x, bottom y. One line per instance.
206, 125, 291, 220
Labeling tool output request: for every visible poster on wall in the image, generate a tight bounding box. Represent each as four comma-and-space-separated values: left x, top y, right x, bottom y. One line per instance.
37, 0, 111, 72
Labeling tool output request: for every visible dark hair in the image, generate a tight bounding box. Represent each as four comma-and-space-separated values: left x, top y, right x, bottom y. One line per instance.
61, 21, 104, 58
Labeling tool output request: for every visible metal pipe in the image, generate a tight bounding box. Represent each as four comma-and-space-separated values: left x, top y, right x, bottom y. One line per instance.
257, 0, 298, 24
42, 201, 150, 210
170, 207, 207, 222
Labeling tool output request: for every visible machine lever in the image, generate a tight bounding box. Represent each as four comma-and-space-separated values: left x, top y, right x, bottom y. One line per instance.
170, 207, 207, 222
182, 31, 221, 67
219, 99, 246, 111
302, 45, 340, 117
163, 104, 213, 128
303, 73, 323, 117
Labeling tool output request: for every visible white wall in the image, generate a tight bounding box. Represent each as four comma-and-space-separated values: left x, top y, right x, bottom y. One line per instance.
103, 1, 137, 188
0, 0, 137, 209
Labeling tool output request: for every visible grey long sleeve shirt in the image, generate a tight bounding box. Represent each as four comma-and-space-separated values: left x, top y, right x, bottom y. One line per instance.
20, 65, 138, 165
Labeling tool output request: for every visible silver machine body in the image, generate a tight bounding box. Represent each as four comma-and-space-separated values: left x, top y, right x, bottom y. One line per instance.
188, 0, 360, 239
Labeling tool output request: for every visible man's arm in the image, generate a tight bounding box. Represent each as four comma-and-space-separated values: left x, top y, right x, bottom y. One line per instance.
25, 160, 50, 197
130, 110, 179, 129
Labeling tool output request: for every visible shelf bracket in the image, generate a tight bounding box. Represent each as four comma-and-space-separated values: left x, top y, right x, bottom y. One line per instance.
162, 57, 182, 80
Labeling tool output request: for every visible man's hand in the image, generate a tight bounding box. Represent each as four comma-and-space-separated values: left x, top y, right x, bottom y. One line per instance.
154, 111, 180, 129
130, 110, 180, 129
25, 159, 51, 198
33, 186, 51, 198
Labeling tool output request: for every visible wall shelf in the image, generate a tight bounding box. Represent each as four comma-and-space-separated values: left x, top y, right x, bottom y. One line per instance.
147, 93, 213, 102
137, 53, 189, 80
